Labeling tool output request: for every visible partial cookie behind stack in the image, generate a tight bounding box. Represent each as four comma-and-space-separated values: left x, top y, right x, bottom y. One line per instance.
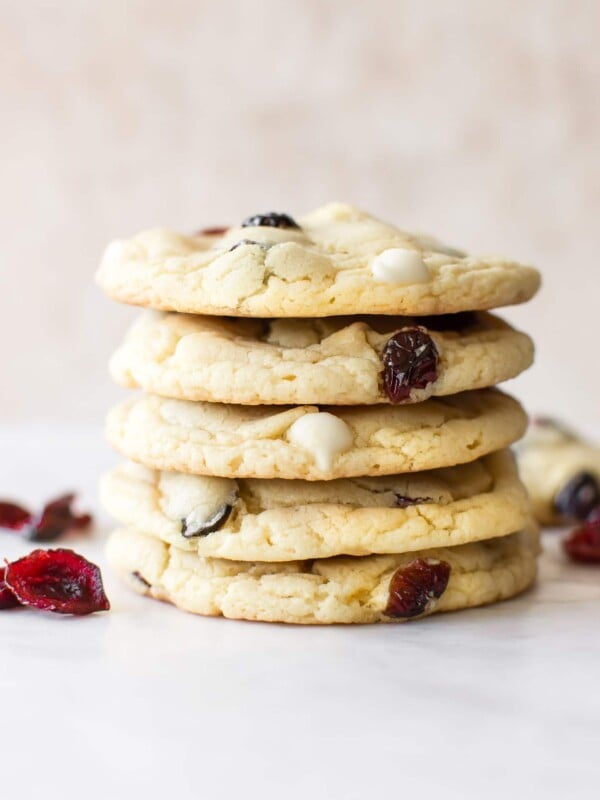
98, 203, 540, 624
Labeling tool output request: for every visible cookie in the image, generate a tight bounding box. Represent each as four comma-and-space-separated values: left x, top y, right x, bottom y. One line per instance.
516, 418, 600, 525
110, 310, 534, 406
96, 203, 540, 318
100, 450, 530, 561
107, 525, 539, 624
106, 389, 527, 481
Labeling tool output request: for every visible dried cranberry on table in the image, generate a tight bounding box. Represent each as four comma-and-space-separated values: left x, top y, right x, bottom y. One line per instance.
0, 501, 32, 531
3, 549, 110, 615
0, 493, 92, 542
563, 518, 600, 564
0, 567, 20, 609
554, 472, 600, 523
241, 212, 300, 230
32, 494, 92, 542
385, 558, 451, 618
381, 327, 439, 403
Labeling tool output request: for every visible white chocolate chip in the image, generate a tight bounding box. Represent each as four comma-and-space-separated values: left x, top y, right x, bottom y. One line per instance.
159, 472, 237, 525
371, 248, 429, 284
287, 412, 354, 471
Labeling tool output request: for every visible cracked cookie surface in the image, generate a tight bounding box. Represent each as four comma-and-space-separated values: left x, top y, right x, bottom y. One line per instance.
106, 389, 527, 480
96, 203, 540, 317
107, 525, 538, 624
110, 310, 533, 405
101, 451, 530, 561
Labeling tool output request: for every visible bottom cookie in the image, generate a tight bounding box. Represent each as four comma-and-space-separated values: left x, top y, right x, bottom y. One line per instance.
107, 526, 539, 624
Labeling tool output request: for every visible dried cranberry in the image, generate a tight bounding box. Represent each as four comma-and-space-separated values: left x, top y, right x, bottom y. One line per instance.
4, 549, 110, 615
0, 501, 33, 531
381, 327, 439, 403
0, 494, 91, 541
554, 472, 600, 523
0, 567, 20, 609
197, 226, 228, 236
394, 495, 433, 508
241, 212, 299, 230
29, 493, 92, 542
385, 558, 451, 618
563, 519, 600, 564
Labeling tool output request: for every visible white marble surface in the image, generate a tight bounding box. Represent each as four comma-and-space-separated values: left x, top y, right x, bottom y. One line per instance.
1, 426, 599, 800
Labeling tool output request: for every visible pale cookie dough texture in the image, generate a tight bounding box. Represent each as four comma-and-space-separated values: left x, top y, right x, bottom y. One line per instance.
110, 310, 534, 405
106, 389, 527, 481
107, 526, 539, 624
516, 419, 600, 525
96, 203, 541, 317
100, 451, 531, 561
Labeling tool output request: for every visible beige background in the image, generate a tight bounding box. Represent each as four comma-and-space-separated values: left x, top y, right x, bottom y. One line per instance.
1, 0, 598, 429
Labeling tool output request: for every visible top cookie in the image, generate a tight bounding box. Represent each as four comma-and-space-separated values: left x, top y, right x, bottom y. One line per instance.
96, 203, 540, 317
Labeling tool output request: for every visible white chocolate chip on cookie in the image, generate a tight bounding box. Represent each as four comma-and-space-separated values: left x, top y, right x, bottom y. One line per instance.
160, 472, 238, 538
371, 248, 429, 284
287, 412, 354, 471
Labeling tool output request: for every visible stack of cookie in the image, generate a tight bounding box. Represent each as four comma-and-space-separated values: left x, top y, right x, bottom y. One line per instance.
97, 204, 541, 624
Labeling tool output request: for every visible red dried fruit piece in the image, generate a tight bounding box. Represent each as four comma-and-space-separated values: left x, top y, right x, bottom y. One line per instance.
4, 549, 110, 615
0, 566, 20, 609
29, 493, 92, 542
563, 519, 600, 564
385, 558, 451, 618
381, 327, 439, 403
0, 494, 92, 541
0, 501, 33, 531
